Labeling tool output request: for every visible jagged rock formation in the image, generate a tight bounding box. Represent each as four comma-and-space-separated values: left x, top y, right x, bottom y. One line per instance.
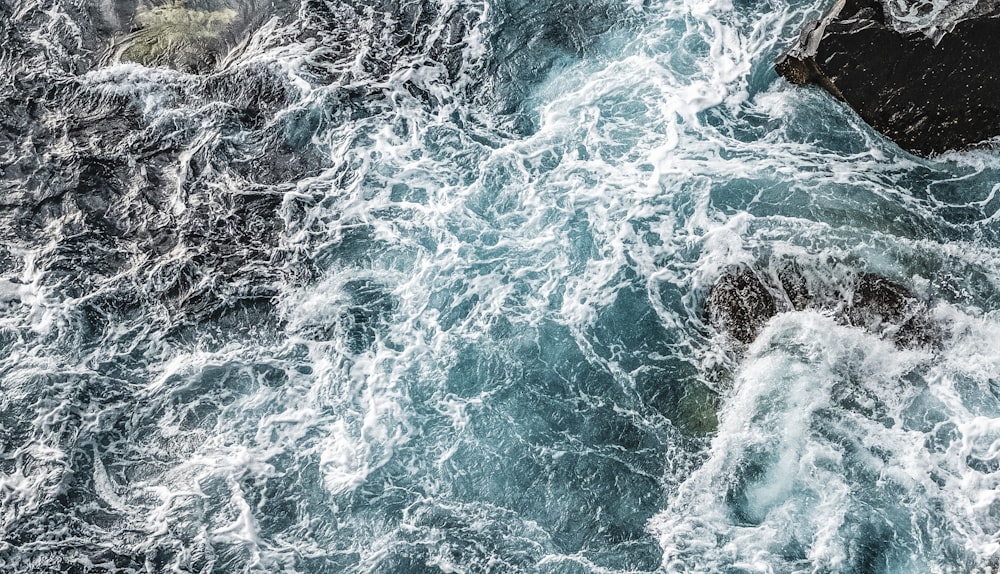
846, 273, 940, 348
705, 265, 777, 345
706, 264, 941, 349
775, 0, 1000, 156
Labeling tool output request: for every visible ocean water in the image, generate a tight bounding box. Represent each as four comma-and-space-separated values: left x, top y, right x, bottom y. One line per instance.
1, 0, 1000, 572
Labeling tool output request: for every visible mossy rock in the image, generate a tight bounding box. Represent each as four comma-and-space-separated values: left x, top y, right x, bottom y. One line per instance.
118, 3, 238, 72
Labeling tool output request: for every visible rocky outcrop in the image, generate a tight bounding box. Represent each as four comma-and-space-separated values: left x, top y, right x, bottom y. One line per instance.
862, 273, 937, 347
706, 264, 942, 349
775, 0, 1000, 156
706, 265, 777, 345
845, 273, 941, 348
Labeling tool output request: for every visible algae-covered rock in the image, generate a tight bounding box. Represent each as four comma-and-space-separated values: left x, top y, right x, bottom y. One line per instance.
118, 2, 238, 72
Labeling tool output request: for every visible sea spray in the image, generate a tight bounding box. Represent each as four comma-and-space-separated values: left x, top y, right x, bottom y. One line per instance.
1, 0, 1000, 571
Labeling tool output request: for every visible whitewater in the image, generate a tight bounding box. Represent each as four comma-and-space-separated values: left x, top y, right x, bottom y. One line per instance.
1, 0, 999, 571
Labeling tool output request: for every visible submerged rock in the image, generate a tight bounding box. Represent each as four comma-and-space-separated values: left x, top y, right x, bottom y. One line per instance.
115, 3, 239, 72
674, 381, 721, 435
775, 0, 1000, 156
706, 265, 777, 345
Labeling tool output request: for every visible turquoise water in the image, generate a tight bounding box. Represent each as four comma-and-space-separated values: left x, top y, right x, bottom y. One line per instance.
2, 0, 1000, 571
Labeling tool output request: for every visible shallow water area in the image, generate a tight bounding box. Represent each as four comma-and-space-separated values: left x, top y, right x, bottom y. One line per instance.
2, 0, 1000, 571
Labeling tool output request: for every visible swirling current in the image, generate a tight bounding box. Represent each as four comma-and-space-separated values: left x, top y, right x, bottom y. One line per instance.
2, 0, 1000, 572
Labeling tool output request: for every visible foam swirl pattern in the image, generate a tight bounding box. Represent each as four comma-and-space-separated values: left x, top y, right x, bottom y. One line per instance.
1, 0, 999, 571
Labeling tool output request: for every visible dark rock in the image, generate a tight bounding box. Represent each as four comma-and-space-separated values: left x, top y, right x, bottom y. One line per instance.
845, 273, 941, 349
706, 265, 942, 349
846, 273, 912, 329
776, 260, 811, 311
775, 0, 1000, 156
895, 313, 942, 349
706, 265, 778, 344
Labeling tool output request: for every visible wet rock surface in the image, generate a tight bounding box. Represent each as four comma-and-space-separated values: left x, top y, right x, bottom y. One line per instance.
706, 264, 942, 349
706, 265, 778, 345
775, 0, 1000, 156
847, 273, 943, 348
776, 260, 811, 311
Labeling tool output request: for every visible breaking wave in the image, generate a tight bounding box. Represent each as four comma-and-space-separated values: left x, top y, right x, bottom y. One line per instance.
2, 0, 1000, 571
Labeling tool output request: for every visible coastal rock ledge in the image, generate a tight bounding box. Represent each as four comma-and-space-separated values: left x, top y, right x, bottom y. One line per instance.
775, 0, 1000, 156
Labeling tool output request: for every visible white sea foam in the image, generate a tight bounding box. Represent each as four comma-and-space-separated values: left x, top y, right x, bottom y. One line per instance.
4, 0, 1000, 570
650, 311, 986, 571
